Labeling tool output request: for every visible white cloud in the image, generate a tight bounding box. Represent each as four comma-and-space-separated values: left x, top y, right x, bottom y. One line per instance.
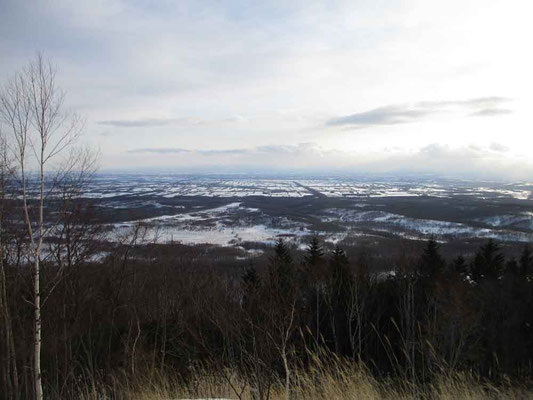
1, 0, 532, 178
120, 142, 533, 179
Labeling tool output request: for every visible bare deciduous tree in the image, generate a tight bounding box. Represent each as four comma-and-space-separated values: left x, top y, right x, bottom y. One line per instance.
0, 54, 94, 400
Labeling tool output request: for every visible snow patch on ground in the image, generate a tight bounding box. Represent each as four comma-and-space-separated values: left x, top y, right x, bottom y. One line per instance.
111, 202, 309, 246
323, 209, 533, 242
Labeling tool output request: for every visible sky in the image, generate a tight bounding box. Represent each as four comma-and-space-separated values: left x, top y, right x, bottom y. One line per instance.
1, 0, 532, 179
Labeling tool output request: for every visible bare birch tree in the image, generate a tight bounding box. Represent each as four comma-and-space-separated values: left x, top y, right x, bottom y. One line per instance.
0, 54, 92, 400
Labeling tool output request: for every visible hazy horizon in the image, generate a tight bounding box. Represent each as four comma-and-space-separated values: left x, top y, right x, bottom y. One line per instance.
93, 168, 532, 183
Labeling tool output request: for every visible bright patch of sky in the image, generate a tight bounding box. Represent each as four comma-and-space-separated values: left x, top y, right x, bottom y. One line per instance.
1, 0, 532, 178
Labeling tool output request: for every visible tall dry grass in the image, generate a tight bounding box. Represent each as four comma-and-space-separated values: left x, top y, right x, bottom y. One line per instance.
74, 353, 532, 400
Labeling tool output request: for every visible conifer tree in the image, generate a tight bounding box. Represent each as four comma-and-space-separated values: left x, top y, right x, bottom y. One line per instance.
242, 265, 260, 291
453, 255, 468, 277
303, 236, 325, 343
418, 237, 446, 279
241, 265, 260, 310
470, 239, 505, 282
304, 236, 324, 267
327, 246, 352, 354
269, 239, 295, 295
272, 238, 293, 265
519, 245, 532, 278
505, 258, 519, 276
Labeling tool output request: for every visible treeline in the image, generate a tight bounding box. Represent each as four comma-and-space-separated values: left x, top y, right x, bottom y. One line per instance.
1, 215, 533, 398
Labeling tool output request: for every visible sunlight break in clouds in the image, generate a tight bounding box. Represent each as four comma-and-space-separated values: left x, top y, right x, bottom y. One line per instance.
1, 0, 532, 178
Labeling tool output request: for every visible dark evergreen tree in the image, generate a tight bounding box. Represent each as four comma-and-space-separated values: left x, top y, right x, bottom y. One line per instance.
330, 246, 349, 268
269, 238, 295, 294
470, 239, 505, 282
327, 246, 352, 355
242, 265, 260, 290
452, 255, 468, 277
271, 238, 292, 265
241, 265, 260, 309
519, 245, 533, 278
304, 236, 325, 267
418, 237, 446, 279
505, 258, 519, 276
329, 246, 351, 299
303, 236, 326, 343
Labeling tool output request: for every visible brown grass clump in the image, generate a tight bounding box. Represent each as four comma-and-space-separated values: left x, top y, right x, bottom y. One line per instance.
75, 353, 532, 400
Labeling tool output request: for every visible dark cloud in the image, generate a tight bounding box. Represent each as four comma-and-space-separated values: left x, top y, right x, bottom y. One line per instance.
127, 148, 191, 154
418, 96, 511, 108
197, 149, 249, 155
256, 143, 314, 153
97, 116, 247, 129
489, 142, 510, 152
469, 108, 512, 117
326, 105, 432, 127
327, 97, 513, 128
127, 147, 250, 155
127, 143, 318, 156
99, 118, 181, 128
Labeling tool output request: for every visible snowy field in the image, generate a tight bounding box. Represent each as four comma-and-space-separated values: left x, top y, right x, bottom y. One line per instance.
112, 202, 309, 246
86, 174, 533, 201
85, 174, 533, 248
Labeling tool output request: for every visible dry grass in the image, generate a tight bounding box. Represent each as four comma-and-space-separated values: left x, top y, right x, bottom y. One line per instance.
78, 374, 531, 400
75, 356, 532, 400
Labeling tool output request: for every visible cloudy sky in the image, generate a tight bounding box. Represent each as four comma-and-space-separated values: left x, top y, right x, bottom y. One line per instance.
1, 0, 532, 178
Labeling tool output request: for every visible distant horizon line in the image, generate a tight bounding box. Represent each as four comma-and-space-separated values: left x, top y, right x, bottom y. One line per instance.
93, 169, 533, 183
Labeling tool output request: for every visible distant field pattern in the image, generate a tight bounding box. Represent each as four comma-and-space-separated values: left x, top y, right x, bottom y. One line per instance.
85, 175, 533, 248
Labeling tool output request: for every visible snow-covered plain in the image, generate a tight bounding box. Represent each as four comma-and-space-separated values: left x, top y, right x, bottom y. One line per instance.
87, 175, 533, 247
86, 175, 533, 200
